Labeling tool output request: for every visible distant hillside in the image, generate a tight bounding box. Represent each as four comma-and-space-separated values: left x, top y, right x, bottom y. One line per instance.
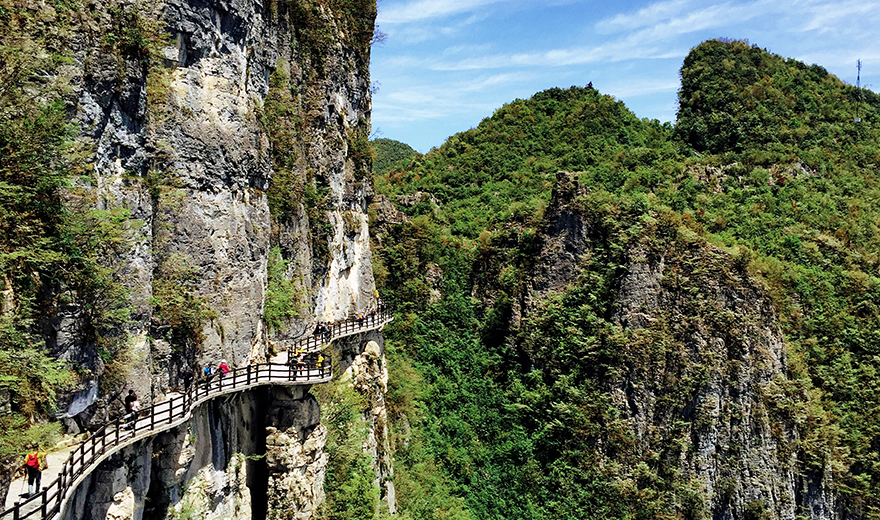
375, 85, 671, 236
677, 39, 880, 157
372, 39, 880, 520
372, 138, 419, 176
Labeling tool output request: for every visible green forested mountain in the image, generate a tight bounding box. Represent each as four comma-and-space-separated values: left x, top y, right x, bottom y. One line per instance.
374, 86, 672, 237
372, 39, 880, 520
371, 138, 419, 176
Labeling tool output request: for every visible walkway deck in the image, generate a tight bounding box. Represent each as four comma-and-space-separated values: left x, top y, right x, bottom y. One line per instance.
1, 308, 392, 520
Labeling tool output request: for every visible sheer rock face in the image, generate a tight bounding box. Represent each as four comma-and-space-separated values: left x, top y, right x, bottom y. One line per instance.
265, 386, 328, 520
43, 0, 375, 403
526, 172, 834, 519
34, 0, 380, 517
344, 338, 396, 514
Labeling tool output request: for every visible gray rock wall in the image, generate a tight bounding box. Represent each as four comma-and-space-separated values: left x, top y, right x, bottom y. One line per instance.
16, 0, 381, 517
526, 172, 835, 519
34, 0, 376, 404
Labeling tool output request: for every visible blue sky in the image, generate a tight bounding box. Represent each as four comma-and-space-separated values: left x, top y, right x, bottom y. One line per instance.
370, 0, 880, 152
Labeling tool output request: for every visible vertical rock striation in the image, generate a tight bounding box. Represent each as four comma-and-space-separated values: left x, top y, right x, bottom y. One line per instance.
4, 0, 381, 517
524, 172, 835, 519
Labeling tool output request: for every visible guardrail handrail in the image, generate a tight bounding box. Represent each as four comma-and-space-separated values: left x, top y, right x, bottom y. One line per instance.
288, 304, 393, 354
1, 304, 393, 520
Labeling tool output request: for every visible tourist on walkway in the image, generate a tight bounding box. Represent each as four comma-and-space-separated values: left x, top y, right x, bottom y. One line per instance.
124, 390, 136, 415
127, 397, 141, 431
182, 366, 194, 390
24, 448, 46, 496
218, 360, 231, 388
295, 347, 305, 375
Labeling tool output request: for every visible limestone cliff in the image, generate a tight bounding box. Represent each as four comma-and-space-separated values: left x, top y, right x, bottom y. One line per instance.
522, 172, 835, 519
0, 0, 381, 517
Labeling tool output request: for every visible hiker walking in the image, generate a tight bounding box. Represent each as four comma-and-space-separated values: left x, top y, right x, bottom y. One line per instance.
182, 366, 194, 390
124, 389, 137, 415
24, 449, 46, 496
127, 396, 141, 431
295, 347, 305, 375
215, 360, 229, 390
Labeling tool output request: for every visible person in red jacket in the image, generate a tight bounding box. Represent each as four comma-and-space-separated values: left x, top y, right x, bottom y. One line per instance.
24, 449, 46, 496
218, 360, 231, 381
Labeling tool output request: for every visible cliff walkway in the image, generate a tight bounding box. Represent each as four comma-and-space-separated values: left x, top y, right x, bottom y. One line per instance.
1, 307, 393, 520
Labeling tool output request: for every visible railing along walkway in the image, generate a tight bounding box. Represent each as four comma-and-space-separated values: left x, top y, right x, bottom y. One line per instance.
1, 307, 393, 520
288, 306, 393, 353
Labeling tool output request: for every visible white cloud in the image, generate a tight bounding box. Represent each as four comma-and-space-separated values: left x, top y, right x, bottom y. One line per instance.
443, 43, 495, 57
373, 98, 499, 124
799, 0, 880, 34
597, 77, 680, 99
383, 9, 490, 44
596, 0, 691, 33
378, 0, 511, 24
416, 1, 774, 71
427, 37, 685, 71
460, 72, 538, 91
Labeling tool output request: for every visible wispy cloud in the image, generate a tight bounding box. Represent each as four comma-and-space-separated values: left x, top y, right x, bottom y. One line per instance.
596, 0, 691, 33
442, 43, 495, 57
411, 1, 770, 71
378, 0, 512, 24
424, 35, 686, 71
461, 72, 538, 92
384, 10, 490, 44
799, 0, 880, 34
374, 71, 538, 125
597, 77, 680, 99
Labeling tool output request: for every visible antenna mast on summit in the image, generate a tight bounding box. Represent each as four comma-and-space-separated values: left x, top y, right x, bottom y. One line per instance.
855, 60, 862, 123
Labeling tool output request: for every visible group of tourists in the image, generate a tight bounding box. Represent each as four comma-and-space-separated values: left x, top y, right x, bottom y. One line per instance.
313, 300, 389, 340
292, 346, 325, 373
202, 360, 231, 381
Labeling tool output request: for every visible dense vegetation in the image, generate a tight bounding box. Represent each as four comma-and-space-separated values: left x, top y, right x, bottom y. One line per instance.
371, 138, 418, 176
0, 3, 135, 458
372, 39, 880, 519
